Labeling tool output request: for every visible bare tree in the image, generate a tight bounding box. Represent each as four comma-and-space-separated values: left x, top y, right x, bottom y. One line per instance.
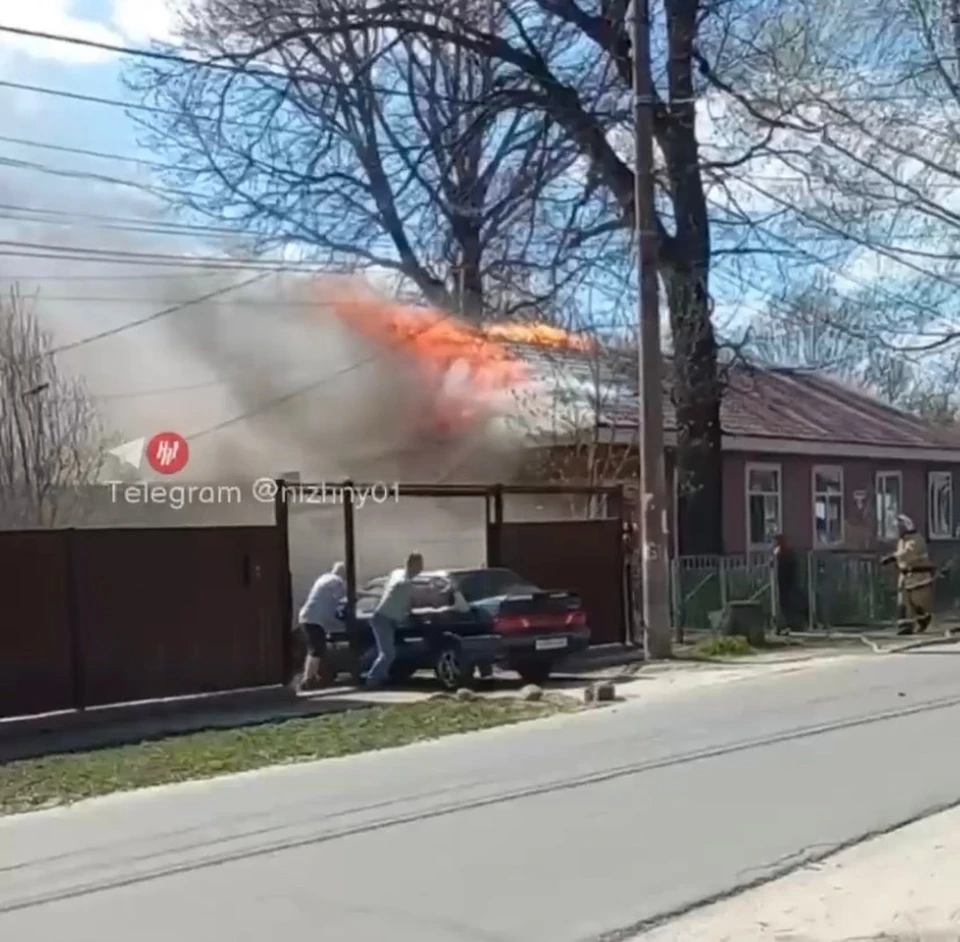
127, 0, 742, 553
0, 286, 109, 526
746, 276, 960, 423
692, 0, 960, 361
124, 0, 608, 321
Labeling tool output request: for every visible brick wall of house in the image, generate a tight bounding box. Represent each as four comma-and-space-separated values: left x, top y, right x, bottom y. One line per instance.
727, 453, 957, 556
522, 443, 960, 558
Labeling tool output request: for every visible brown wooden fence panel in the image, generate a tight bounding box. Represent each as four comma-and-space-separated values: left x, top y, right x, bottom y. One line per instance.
0, 530, 76, 718
73, 526, 286, 706
490, 519, 626, 645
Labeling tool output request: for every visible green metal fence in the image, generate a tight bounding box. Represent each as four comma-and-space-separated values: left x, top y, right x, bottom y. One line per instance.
670, 554, 774, 632
670, 550, 960, 632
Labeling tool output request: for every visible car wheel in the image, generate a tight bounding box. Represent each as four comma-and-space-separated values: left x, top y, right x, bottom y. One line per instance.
515, 659, 553, 685
434, 644, 473, 692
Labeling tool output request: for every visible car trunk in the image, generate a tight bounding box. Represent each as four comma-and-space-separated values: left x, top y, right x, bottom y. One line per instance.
493, 591, 585, 635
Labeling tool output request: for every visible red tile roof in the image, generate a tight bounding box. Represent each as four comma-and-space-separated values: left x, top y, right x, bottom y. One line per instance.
710, 369, 960, 449
508, 342, 960, 451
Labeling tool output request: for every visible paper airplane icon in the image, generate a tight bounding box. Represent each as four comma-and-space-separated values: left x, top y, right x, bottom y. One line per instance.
108, 437, 145, 469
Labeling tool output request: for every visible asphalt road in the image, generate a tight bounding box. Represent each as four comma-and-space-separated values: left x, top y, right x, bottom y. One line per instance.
4, 649, 960, 942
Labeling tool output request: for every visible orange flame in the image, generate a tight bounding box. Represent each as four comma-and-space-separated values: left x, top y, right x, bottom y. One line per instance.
480, 322, 594, 351
326, 282, 590, 431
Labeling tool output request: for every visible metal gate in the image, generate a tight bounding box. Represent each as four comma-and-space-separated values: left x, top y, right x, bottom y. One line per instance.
485, 484, 628, 646
0, 522, 288, 719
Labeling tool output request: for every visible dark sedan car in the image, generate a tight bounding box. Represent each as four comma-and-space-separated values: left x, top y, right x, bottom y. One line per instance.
330, 567, 590, 690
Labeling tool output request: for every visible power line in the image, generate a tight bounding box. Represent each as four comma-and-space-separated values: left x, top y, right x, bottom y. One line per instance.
0, 131, 483, 185
49, 271, 275, 355
0, 271, 224, 281
0, 203, 253, 241
0, 133, 173, 169
9, 127, 960, 195
0, 241, 330, 273
0, 78, 248, 123
90, 378, 233, 400
0, 249, 304, 272
0, 23, 953, 107
0, 34, 509, 110
8, 126, 960, 193
0, 24, 254, 72
0, 151, 194, 200
19, 295, 318, 306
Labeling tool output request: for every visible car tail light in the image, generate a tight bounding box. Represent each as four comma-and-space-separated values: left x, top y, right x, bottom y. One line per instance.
493, 614, 529, 633
565, 610, 586, 628
493, 610, 586, 632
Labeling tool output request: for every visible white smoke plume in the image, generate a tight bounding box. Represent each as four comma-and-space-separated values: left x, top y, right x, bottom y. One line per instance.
0, 192, 541, 586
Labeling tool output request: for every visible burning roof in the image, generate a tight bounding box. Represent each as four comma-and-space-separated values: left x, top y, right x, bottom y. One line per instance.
325, 281, 595, 435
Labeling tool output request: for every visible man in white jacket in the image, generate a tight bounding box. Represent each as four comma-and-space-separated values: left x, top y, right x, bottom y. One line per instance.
297, 561, 346, 690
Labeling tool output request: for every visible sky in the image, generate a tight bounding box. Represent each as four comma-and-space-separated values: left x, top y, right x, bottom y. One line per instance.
0, 2, 428, 483
0, 2, 814, 350
3, 0, 957, 573
0, 3, 528, 578
0, 2, 174, 143
0, 0, 558, 560
0, 0, 951, 438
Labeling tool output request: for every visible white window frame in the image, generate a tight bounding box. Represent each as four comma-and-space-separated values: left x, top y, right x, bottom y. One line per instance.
745, 462, 782, 550
927, 470, 954, 541
875, 470, 903, 541
812, 464, 844, 548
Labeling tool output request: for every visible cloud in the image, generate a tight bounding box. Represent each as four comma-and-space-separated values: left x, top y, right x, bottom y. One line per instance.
0, 2, 123, 64
0, 0, 180, 64
109, 0, 179, 45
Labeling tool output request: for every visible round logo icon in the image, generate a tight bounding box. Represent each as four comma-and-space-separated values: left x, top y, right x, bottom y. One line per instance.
146, 431, 189, 475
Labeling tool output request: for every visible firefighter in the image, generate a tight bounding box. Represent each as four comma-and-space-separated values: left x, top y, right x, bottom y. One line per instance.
880, 515, 936, 636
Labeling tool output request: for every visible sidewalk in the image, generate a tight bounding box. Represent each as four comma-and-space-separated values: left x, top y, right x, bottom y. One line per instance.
678, 625, 960, 658
0, 645, 862, 762
635, 803, 960, 941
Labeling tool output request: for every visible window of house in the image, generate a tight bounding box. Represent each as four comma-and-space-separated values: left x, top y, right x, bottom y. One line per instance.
876, 471, 902, 541
928, 470, 953, 540
746, 463, 782, 548
813, 465, 844, 547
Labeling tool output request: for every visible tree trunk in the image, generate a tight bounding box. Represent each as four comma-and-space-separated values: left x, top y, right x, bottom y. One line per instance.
659, 0, 723, 556
665, 267, 723, 556
452, 220, 484, 319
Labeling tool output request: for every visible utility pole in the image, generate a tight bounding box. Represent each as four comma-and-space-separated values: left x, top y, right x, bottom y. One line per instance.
630, 0, 672, 658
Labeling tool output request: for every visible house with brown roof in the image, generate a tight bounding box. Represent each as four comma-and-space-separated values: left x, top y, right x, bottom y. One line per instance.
508, 341, 960, 557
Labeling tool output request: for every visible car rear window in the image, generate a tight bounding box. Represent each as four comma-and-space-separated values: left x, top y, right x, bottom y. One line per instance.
453, 569, 540, 602
410, 575, 454, 609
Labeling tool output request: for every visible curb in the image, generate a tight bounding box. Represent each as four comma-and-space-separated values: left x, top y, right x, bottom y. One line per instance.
859, 632, 960, 655
563, 645, 646, 672
670, 650, 843, 667
0, 685, 298, 743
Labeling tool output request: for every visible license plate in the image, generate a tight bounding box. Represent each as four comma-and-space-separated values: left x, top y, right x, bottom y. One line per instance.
535, 637, 568, 651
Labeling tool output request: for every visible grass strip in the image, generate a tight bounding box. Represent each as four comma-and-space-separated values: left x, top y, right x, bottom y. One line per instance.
0, 696, 572, 815
691, 634, 756, 658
